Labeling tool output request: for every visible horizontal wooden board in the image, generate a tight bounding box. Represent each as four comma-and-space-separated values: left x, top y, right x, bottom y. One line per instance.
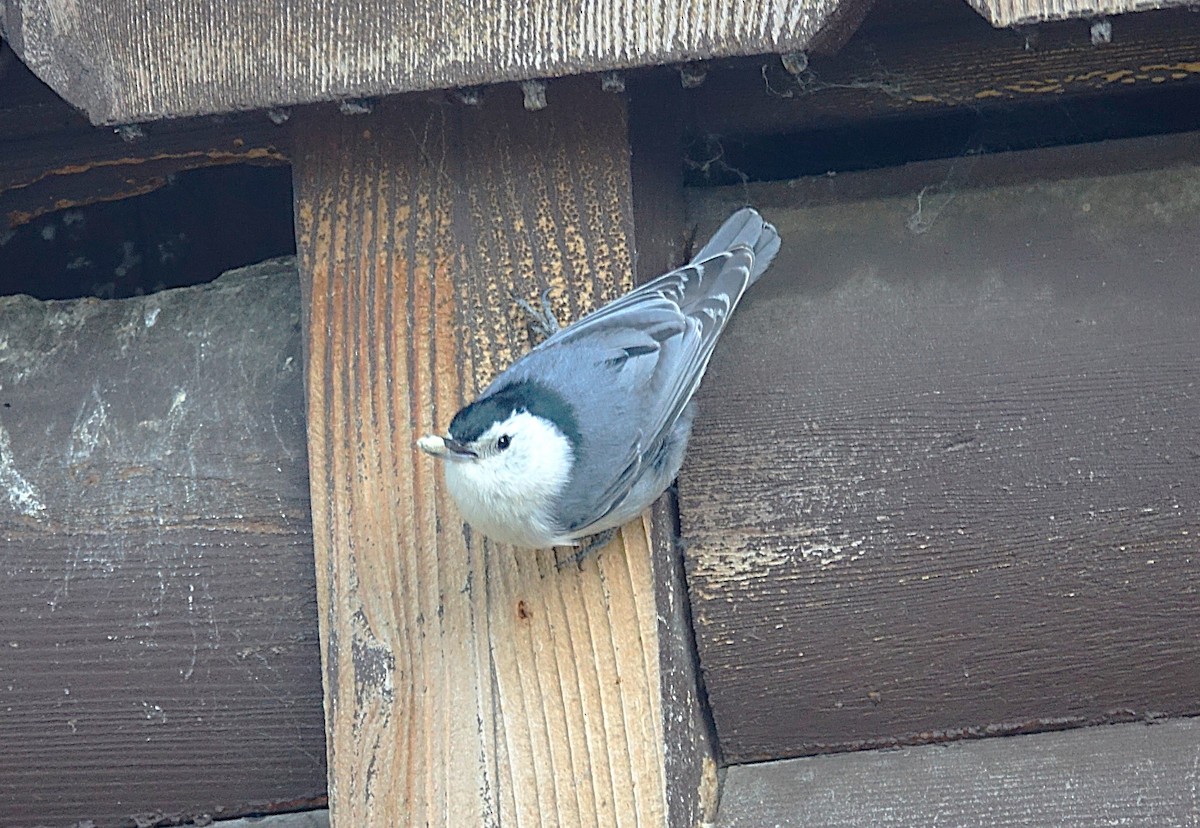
683, 8, 1200, 140
220, 812, 328, 828
967, 0, 1189, 26
0, 260, 326, 827
681, 136, 1200, 762
717, 718, 1200, 827
1, 0, 846, 124
0, 57, 289, 232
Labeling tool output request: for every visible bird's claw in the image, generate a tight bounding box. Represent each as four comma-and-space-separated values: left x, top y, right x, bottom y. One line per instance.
515, 286, 561, 343
556, 528, 618, 570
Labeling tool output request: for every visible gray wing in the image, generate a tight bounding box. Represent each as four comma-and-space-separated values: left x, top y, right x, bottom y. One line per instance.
509, 208, 778, 363
535, 238, 774, 534
528, 210, 776, 354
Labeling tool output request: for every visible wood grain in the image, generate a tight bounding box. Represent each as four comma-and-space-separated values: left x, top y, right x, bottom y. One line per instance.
294, 76, 705, 826
967, 0, 1189, 27
2, 0, 848, 124
0, 261, 326, 827
717, 718, 1200, 827
681, 138, 1200, 762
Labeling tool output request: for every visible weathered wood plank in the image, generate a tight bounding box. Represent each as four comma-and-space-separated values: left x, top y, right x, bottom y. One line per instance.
683, 9, 1200, 140
681, 136, 1200, 762
220, 811, 329, 828
967, 0, 1189, 27
0, 260, 326, 827
630, 72, 691, 284
630, 73, 722, 828
2, 0, 849, 125
294, 76, 709, 826
717, 718, 1200, 827
648, 497, 722, 828
0, 57, 289, 232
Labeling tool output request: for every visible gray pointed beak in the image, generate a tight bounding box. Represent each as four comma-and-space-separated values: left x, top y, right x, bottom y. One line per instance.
417, 434, 477, 460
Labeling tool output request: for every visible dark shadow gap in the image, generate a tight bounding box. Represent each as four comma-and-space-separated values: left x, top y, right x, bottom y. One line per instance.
684, 77, 1200, 187
0, 164, 295, 300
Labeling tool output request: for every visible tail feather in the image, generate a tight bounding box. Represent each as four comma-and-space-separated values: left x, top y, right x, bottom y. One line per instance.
691, 207, 780, 285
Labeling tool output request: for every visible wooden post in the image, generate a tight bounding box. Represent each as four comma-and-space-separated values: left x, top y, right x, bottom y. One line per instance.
292, 76, 713, 826
628, 70, 721, 828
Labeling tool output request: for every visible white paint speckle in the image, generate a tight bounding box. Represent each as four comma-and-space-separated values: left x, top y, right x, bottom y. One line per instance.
0, 420, 44, 516
69, 388, 109, 464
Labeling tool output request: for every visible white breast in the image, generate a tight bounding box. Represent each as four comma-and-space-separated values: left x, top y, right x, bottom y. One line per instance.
442, 412, 574, 548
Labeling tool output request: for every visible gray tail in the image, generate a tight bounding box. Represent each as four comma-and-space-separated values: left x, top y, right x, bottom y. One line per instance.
691, 207, 781, 285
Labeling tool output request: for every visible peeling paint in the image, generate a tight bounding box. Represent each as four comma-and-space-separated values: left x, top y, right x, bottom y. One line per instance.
0, 419, 44, 516
68, 385, 110, 464
0, 259, 321, 823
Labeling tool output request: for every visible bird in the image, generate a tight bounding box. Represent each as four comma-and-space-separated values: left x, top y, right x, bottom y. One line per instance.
417, 207, 780, 550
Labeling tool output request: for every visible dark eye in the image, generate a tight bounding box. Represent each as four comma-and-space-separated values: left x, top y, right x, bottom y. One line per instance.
496, 434, 511, 451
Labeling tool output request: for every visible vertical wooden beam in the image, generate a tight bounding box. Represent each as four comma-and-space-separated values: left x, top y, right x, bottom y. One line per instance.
293, 76, 706, 826
629, 70, 692, 284
629, 71, 722, 828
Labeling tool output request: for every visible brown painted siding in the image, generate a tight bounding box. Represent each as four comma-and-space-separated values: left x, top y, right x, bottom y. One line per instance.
717, 718, 1200, 826
0, 261, 325, 827
682, 134, 1200, 762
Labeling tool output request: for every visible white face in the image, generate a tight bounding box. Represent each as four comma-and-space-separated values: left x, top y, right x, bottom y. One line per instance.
436, 411, 575, 548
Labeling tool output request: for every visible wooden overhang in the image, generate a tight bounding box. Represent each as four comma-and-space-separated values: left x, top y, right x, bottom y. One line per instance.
0, 0, 1189, 125
1, 0, 854, 124
967, 0, 1191, 26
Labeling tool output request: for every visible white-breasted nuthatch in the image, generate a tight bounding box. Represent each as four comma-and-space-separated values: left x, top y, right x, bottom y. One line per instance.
417, 208, 781, 549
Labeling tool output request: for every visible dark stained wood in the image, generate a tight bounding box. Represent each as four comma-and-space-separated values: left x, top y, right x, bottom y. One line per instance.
221, 813, 329, 828
629, 71, 691, 283
0, 260, 326, 827
719, 130, 1200, 209
0, 59, 289, 231
649, 496, 723, 827
0, 164, 296, 302
684, 9, 1200, 138
680, 134, 1200, 762
630, 71, 723, 827
293, 75, 713, 826
716, 719, 1200, 827
806, 0, 876, 55
1, 0, 851, 124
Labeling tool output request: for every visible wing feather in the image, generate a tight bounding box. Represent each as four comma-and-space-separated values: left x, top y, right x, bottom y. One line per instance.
554, 248, 758, 534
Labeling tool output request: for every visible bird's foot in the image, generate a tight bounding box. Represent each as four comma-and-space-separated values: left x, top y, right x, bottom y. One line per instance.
515, 286, 561, 343
556, 528, 618, 569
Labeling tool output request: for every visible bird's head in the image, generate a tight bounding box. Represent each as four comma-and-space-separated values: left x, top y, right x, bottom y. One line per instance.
417, 381, 580, 545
